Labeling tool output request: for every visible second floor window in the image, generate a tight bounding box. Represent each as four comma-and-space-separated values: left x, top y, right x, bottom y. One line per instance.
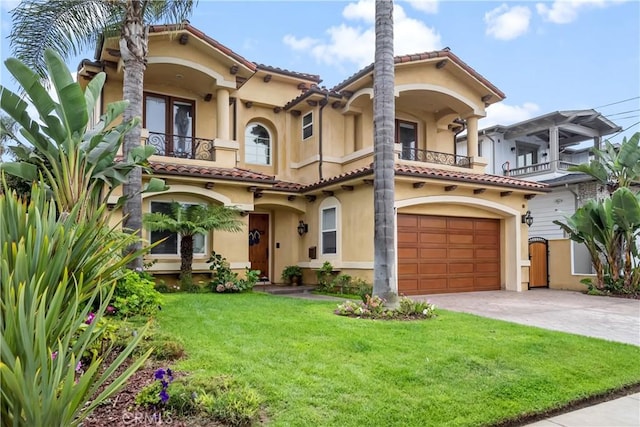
516, 145, 538, 168
302, 112, 313, 140
144, 93, 195, 158
245, 123, 271, 165
396, 120, 417, 160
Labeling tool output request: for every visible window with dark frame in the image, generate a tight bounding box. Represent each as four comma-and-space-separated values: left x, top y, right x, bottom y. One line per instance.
516, 145, 538, 168
395, 119, 417, 160
143, 93, 195, 158
321, 207, 337, 255
149, 202, 206, 255
302, 112, 313, 140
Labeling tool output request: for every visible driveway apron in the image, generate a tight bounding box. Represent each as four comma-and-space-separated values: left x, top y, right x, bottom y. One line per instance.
415, 289, 640, 346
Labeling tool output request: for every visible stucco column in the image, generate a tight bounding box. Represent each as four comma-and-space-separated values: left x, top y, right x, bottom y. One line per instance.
466, 116, 479, 159
549, 126, 559, 172
216, 88, 230, 140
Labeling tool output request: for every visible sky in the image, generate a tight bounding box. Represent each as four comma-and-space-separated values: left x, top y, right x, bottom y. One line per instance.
1, 0, 639, 144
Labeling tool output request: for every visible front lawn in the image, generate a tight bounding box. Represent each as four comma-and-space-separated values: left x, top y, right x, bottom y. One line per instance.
157, 293, 640, 426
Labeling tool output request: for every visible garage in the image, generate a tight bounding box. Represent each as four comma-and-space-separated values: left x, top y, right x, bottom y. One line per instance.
398, 214, 501, 295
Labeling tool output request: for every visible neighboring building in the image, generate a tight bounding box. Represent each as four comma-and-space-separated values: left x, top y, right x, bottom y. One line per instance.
79, 24, 548, 294
457, 111, 621, 289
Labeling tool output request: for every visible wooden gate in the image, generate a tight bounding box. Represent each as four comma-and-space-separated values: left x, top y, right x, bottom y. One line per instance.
528, 237, 548, 288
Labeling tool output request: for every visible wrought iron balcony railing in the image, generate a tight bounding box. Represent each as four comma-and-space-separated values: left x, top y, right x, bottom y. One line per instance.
399, 148, 471, 168
146, 132, 215, 161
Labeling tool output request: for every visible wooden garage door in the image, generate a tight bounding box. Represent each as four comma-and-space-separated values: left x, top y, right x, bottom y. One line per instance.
398, 214, 501, 295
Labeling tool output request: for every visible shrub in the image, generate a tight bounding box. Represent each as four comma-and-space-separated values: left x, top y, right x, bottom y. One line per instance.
334, 295, 436, 320
208, 252, 258, 293
281, 265, 303, 284
316, 261, 335, 292
112, 270, 163, 318
203, 386, 261, 426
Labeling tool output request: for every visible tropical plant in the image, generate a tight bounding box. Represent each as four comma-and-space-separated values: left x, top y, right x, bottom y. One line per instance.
143, 202, 243, 287
0, 49, 166, 222
372, 0, 397, 303
554, 133, 640, 294
9, 0, 198, 270
0, 182, 152, 426
0, 113, 17, 159
569, 132, 640, 193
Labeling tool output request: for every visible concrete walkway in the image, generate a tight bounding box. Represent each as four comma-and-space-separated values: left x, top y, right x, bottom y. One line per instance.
525, 392, 640, 426
416, 289, 640, 346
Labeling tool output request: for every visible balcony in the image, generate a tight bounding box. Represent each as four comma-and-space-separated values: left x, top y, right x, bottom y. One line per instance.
146, 132, 216, 161
506, 160, 579, 177
399, 148, 472, 169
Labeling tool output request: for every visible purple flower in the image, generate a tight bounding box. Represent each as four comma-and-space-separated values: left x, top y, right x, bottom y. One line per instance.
154, 368, 166, 379
51, 351, 58, 360
159, 389, 169, 403
75, 361, 83, 373
85, 312, 95, 325
106, 306, 116, 314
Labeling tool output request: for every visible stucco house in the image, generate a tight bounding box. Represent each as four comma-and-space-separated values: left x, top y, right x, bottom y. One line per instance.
456, 111, 621, 290
79, 24, 548, 294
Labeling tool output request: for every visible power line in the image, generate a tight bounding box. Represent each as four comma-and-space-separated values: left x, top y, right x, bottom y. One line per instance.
604, 108, 640, 117
594, 96, 640, 109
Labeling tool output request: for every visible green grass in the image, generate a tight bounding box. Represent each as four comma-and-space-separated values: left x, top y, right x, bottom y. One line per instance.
156, 293, 640, 426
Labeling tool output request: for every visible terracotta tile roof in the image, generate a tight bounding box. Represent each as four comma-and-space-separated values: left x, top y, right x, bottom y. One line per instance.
148, 160, 547, 193
283, 86, 343, 110
394, 164, 549, 191
332, 49, 506, 100
301, 164, 548, 192
148, 24, 257, 72
254, 63, 321, 83
149, 162, 276, 184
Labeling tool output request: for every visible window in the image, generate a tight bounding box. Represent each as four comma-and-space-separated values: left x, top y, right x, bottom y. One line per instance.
395, 119, 417, 160
245, 123, 271, 165
149, 202, 206, 255
321, 207, 337, 255
302, 112, 313, 140
516, 145, 538, 168
143, 93, 195, 158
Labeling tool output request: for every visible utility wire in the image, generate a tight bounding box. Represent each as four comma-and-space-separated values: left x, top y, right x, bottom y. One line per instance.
594, 96, 640, 109
604, 108, 640, 117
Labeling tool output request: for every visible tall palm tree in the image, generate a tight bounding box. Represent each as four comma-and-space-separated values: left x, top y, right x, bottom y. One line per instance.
9, 0, 197, 270
143, 202, 243, 286
0, 114, 17, 159
372, 0, 396, 302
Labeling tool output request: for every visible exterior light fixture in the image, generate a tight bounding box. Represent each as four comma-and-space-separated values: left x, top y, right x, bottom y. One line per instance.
297, 220, 308, 236
521, 210, 533, 227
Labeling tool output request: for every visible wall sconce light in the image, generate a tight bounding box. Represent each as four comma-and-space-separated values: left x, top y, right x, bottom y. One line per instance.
510, 147, 516, 152
521, 210, 534, 227
542, 152, 548, 157
297, 220, 308, 236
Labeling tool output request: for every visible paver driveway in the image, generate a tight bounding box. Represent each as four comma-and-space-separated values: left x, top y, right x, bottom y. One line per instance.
416, 289, 640, 346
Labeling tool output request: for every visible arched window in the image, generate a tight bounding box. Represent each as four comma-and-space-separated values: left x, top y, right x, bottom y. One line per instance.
245, 123, 271, 165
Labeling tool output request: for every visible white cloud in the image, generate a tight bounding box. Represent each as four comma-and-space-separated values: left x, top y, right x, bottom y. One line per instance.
481, 102, 541, 128
485, 4, 531, 41
283, 0, 441, 68
406, 0, 439, 14
537, 0, 627, 24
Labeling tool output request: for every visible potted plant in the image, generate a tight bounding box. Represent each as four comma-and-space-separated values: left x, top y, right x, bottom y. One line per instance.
281, 265, 303, 286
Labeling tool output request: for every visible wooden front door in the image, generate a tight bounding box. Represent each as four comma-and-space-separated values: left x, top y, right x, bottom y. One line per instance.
248, 214, 269, 279
528, 237, 548, 288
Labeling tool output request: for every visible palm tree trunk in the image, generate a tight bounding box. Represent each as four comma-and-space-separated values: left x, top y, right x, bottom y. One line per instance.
180, 234, 194, 286
372, 0, 396, 302
121, 0, 148, 271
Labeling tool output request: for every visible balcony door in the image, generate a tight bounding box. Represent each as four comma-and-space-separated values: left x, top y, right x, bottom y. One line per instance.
144, 93, 195, 158
395, 119, 417, 160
